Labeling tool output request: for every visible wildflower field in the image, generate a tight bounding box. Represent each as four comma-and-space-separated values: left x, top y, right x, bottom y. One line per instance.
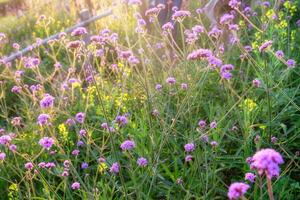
0, 0, 300, 199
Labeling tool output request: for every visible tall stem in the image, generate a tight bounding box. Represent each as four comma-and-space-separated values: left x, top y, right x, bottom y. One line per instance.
266, 177, 274, 200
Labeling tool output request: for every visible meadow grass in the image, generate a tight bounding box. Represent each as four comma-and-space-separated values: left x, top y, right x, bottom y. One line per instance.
0, 0, 299, 199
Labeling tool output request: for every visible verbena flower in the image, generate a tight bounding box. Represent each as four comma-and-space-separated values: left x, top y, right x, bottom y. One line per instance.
137, 157, 148, 167
184, 143, 195, 152
110, 162, 120, 173
250, 148, 284, 179
39, 137, 54, 150
187, 49, 212, 60
286, 59, 296, 68
40, 94, 55, 108
252, 79, 261, 87
71, 182, 80, 190
0, 135, 12, 145
71, 27, 87, 37
115, 115, 128, 126
245, 172, 256, 183
25, 162, 34, 170
227, 182, 250, 199
198, 120, 206, 129
166, 77, 176, 85
81, 162, 89, 169
120, 140, 135, 151
0, 152, 6, 161
185, 155, 193, 162
259, 40, 272, 52
75, 112, 85, 124
37, 114, 50, 126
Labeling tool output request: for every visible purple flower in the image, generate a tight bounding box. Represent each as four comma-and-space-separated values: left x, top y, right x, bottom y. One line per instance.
40, 94, 55, 108
71, 27, 87, 37
228, 0, 241, 8
184, 143, 195, 152
286, 59, 296, 68
79, 129, 87, 137
38, 162, 46, 168
37, 114, 50, 126
72, 149, 80, 156
181, 83, 188, 90
75, 112, 85, 124
275, 50, 284, 58
245, 172, 256, 183
71, 182, 80, 190
0, 152, 6, 161
271, 136, 277, 144
210, 121, 217, 129
81, 162, 89, 169
185, 155, 193, 162
110, 162, 120, 173
187, 49, 212, 60
11, 86, 22, 93
210, 141, 218, 147
252, 79, 261, 87
137, 157, 148, 167
296, 19, 300, 26
115, 115, 128, 126
120, 140, 135, 151
25, 162, 34, 170
155, 84, 162, 91
250, 148, 284, 179
220, 13, 234, 25
166, 77, 176, 85
198, 120, 206, 129
9, 144, 17, 152
39, 137, 54, 150
45, 162, 56, 169
0, 135, 12, 145
221, 72, 232, 80
259, 40, 272, 52
227, 182, 250, 199
172, 10, 191, 21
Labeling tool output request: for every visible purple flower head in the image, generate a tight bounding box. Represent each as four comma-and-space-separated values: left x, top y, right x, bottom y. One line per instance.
81, 162, 89, 169
39, 137, 54, 150
162, 22, 174, 32
137, 157, 148, 167
110, 162, 120, 173
227, 182, 250, 199
198, 120, 206, 129
75, 112, 85, 124
71, 27, 87, 37
210, 141, 218, 147
245, 172, 256, 183
184, 143, 195, 152
259, 40, 272, 52
120, 140, 135, 151
221, 72, 232, 80
296, 19, 300, 26
67, 40, 82, 49
187, 49, 212, 60
271, 136, 277, 144
210, 121, 217, 129
72, 149, 80, 156
208, 56, 222, 68
0, 152, 6, 161
45, 162, 56, 169
181, 83, 188, 90
38, 162, 46, 168
11, 86, 22, 93
275, 50, 284, 58
0, 134, 12, 145
66, 118, 76, 126
40, 94, 55, 108
208, 26, 223, 38
9, 144, 17, 152
250, 148, 284, 179
71, 182, 80, 190
25, 162, 34, 170
286, 59, 296, 68
155, 84, 162, 91
166, 77, 176, 85
61, 171, 69, 177
185, 155, 193, 162
172, 10, 191, 21
115, 115, 128, 126
79, 129, 87, 137
220, 13, 234, 25
228, 0, 241, 8
252, 79, 261, 87
37, 114, 50, 126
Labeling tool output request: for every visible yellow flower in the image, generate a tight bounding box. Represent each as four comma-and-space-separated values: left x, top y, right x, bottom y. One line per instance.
259, 124, 266, 130
58, 123, 68, 141
98, 162, 107, 173
240, 98, 257, 112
